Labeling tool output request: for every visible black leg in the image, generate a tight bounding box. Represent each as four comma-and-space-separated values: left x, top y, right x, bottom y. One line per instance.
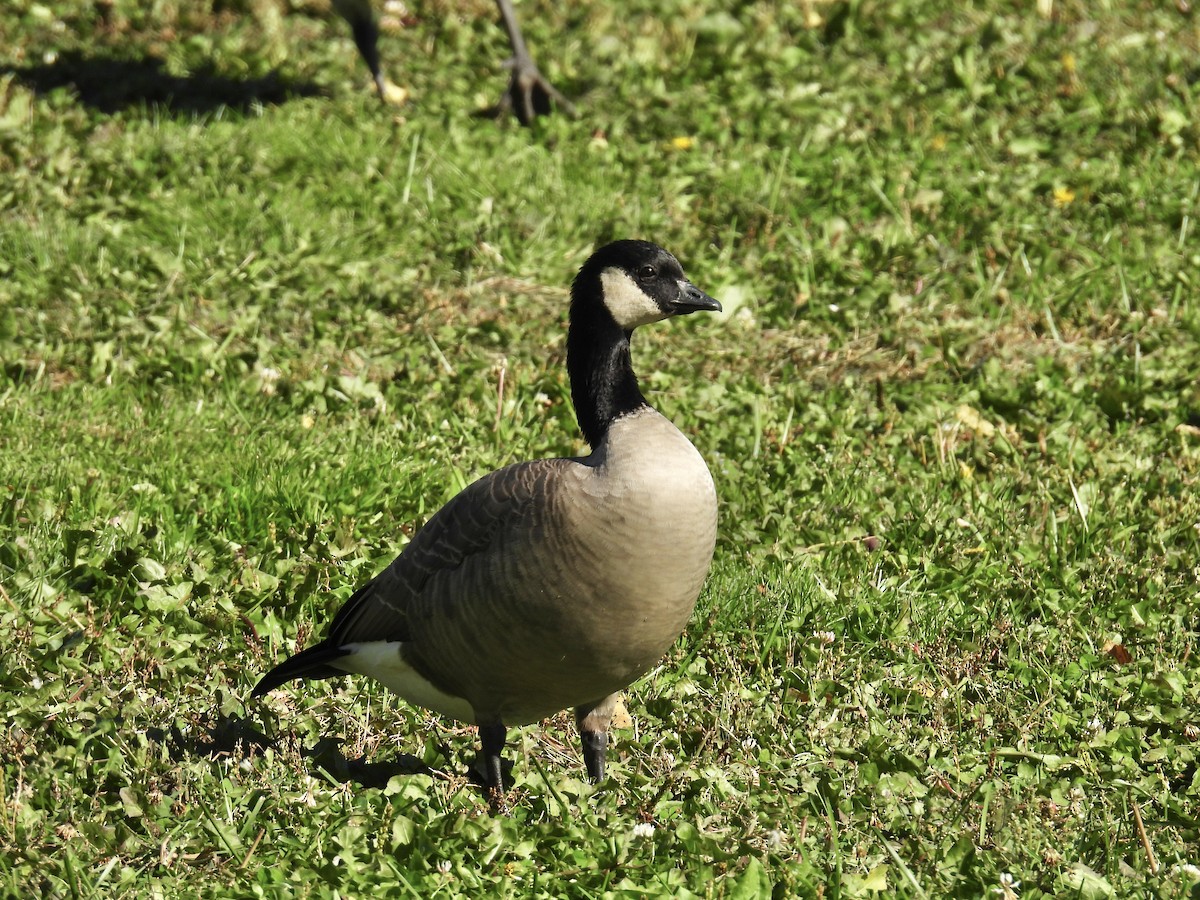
478, 722, 507, 795
494, 0, 576, 124
349, 21, 388, 101
575, 695, 618, 784
580, 729, 608, 783
333, 0, 389, 101
348, 17, 388, 100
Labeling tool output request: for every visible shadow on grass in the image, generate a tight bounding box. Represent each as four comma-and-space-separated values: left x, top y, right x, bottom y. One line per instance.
149, 712, 436, 790
2, 49, 323, 116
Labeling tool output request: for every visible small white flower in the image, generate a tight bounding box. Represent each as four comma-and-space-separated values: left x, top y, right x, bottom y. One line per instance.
814, 631, 835, 645
1172, 863, 1200, 883
256, 366, 282, 396
436, 859, 453, 874
993, 872, 1020, 898
828, 303, 840, 313
632, 822, 656, 839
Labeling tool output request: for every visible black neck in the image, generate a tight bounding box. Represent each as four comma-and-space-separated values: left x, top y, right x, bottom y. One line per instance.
567, 301, 648, 448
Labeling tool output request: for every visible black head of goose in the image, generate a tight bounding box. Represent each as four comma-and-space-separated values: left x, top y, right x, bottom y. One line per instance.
253, 240, 720, 796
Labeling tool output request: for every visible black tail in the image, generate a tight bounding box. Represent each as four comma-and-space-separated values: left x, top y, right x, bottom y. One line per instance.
251, 641, 352, 698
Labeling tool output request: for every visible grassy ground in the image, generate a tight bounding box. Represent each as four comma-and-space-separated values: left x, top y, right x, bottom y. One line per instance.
2, 0, 1199, 896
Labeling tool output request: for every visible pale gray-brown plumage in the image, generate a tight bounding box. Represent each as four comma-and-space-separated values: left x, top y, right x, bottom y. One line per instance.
253, 240, 719, 795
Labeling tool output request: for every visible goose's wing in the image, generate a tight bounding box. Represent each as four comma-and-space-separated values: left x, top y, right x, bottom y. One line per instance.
324, 457, 572, 646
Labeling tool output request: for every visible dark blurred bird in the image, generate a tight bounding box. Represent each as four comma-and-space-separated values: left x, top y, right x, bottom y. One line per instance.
330, 0, 574, 124
253, 240, 720, 798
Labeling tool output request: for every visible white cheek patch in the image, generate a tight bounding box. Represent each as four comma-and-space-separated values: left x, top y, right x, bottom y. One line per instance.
600, 268, 667, 329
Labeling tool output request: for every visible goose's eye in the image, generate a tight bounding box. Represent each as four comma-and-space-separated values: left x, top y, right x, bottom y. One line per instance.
637, 265, 657, 281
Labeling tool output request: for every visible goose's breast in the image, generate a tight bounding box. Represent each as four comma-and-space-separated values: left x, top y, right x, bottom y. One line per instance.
562, 410, 717, 654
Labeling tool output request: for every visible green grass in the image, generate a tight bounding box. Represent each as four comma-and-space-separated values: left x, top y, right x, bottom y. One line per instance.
2, 0, 1199, 896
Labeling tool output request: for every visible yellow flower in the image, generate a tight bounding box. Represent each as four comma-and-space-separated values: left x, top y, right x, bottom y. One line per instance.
1053, 185, 1075, 206
1061, 52, 1076, 75
668, 135, 695, 151
930, 134, 947, 152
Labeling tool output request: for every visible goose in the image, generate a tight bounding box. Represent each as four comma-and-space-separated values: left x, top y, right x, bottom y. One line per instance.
329, 0, 573, 124
253, 240, 720, 795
